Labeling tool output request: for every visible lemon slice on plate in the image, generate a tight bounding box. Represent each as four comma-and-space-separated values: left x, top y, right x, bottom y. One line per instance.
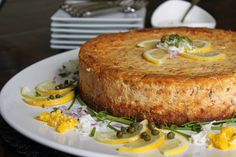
118, 132, 166, 153
22, 91, 75, 107
179, 52, 225, 61
21, 87, 47, 101
36, 80, 74, 95
159, 133, 189, 156
143, 48, 168, 64
188, 40, 213, 53
95, 120, 148, 145
137, 39, 159, 49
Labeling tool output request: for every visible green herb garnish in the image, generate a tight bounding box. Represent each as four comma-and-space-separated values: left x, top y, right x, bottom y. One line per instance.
159, 34, 193, 51
35, 91, 41, 97
90, 127, 96, 137
107, 121, 119, 131
162, 114, 236, 139
67, 96, 76, 110
58, 72, 71, 78
77, 96, 134, 125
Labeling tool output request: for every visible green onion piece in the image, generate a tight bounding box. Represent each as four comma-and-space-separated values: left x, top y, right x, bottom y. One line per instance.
35, 91, 41, 97
107, 122, 119, 131
76, 96, 97, 116
67, 97, 76, 110
90, 127, 96, 137
76, 96, 133, 125
96, 111, 108, 121
106, 115, 134, 125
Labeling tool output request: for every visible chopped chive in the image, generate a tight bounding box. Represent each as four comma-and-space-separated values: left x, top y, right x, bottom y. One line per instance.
106, 115, 134, 125
35, 91, 41, 97
76, 96, 97, 116
77, 96, 134, 125
107, 122, 119, 131
59, 72, 71, 78
90, 127, 96, 137
67, 97, 76, 110
76, 96, 236, 135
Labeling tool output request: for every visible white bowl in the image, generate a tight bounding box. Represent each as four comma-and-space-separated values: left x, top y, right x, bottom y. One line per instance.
151, 0, 216, 28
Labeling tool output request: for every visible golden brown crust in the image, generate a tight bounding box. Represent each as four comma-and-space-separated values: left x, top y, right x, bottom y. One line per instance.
79, 27, 236, 125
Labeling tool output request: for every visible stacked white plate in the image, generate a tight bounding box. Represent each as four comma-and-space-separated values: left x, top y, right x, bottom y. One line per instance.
50, 2, 146, 49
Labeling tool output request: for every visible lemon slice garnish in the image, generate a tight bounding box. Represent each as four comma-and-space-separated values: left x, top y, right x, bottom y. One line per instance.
143, 48, 168, 64
188, 40, 213, 53
118, 132, 166, 153
137, 39, 159, 49
95, 120, 148, 145
179, 52, 225, 61
21, 87, 47, 101
159, 133, 189, 156
22, 91, 75, 107
36, 80, 74, 95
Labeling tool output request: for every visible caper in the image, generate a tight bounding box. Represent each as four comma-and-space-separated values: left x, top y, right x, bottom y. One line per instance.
55, 94, 61, 98
59, 84, 64, 89
127, 126, 135, 133
167, 132, 175, 139
64, 80, 69, 85
151, 129, 160, 136
140, 132, 148, 139
148, 122, 156, 130
72, 77, 77, 81
143, 134, 151, 141
116, 131, 123, 138
70, 80, 74, 85
133, 123, 140, 130
130, 123, 136, 127
121, 127, 127, 134
157, 124, 165, 129
55, 85, 60, 90
137, 124, 142, 130
49, 95, 54, 99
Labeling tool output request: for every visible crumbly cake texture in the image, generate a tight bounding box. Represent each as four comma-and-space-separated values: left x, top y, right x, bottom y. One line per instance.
79, 27, 236, 125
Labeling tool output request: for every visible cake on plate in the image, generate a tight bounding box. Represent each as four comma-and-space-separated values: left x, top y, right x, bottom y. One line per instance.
79, 27, 236, 125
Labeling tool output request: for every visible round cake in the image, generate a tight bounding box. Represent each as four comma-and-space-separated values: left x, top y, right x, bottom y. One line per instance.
79, 27, 236, 125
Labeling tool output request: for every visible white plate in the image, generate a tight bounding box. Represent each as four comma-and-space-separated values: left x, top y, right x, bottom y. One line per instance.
50, 39, 86, 45
51, 33, 97, 39
51, 22, 143, 28
50, 45, 80, 49
1, 49, 236, 157
51, 28, 129, 33
51, 9, 146, 23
